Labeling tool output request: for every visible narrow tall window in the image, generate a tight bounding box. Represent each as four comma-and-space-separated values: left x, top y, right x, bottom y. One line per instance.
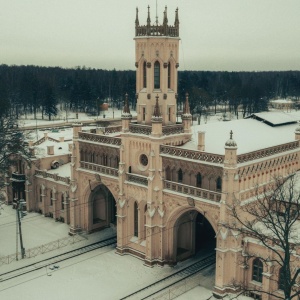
196, 173, 202, 188
168, 62, 171, 89
134, 202, 138, 237
50, 191, 53, 206
252, 258, 263, 283
61, 194, 65, 210
178, 168, 183, 183
143, 61, 147, 88
216, 176, 222, 191
168, 107, 171, 122
154, 61, 160, 89
142, 107, 146, 121
278, 267, 284, 290
40, 187, 43, 202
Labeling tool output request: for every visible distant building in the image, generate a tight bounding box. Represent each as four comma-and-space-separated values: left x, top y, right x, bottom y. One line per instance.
270, 98, 294, 111
5, 6, 300, 299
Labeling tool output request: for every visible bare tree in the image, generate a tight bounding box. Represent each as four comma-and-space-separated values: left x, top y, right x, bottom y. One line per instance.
227, 174, 300, 300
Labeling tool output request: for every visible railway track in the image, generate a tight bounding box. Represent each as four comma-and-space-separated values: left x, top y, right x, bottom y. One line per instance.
0, 235, 117, 283
120, 253, 216, 300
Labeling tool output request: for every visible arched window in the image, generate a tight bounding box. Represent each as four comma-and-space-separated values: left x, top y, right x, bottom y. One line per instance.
252, 258, 263, 283
196, 173, 202, 188
134, 202, 138, 237
154, 61, 160, 89
278, 267, 284, 290
128, 166, 132, 173
143, 61, 147, 88
61, 194, 65, 210
178, 168, 183, 183
216, 176, 222, 191
165, 166, 171, 181
50, 191, 53, 206
168, 62, 171, 89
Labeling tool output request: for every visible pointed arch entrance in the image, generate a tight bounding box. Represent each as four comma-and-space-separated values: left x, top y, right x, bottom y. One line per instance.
173, 210, 216, 262
88, 184, 116, 232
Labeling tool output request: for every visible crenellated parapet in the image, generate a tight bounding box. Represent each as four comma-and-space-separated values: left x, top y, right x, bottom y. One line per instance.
135, 6, 179, 37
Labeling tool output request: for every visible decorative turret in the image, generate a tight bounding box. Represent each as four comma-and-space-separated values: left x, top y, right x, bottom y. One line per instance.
151, 95, 163, 137
224, 130, 238, 168
121, 93, 132, 132
225, 130, 237, 149
182, 92, 192, 133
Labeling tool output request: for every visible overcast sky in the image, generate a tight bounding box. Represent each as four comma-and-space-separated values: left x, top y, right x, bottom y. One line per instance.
1, 0, 300, 71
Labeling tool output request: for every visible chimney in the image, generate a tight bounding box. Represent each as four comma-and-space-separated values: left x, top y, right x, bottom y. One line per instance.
68, 143, 73, 152
59, 137, 64, 142
44, 132, 48, 139
198, 131, 205, 151
28, 140, 34, 147
47, 145, 54, 155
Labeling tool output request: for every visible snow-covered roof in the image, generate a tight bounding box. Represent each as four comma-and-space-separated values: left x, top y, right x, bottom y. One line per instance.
47, 162, 71, 177
34, 140, 70, 157
183, 117, 297, 155
247, 111, 300, 126
271, 99, 293, 104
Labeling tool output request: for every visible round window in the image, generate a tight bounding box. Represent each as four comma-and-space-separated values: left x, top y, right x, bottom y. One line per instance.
140, 154, 148, 166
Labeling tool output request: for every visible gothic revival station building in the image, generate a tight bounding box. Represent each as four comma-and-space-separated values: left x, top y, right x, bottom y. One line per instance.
6, 6, 300, 299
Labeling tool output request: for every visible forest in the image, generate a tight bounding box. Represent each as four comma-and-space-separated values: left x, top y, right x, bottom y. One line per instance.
0, 64, 299, 120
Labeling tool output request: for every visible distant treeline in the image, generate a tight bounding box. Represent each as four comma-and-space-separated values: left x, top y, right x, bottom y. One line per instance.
0, 64, 299, 120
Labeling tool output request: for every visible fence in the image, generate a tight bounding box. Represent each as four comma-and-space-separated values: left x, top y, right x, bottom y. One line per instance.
0, 234, 84, 267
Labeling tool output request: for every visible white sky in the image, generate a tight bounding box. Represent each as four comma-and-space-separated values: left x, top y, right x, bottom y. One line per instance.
1, 0, 300, 71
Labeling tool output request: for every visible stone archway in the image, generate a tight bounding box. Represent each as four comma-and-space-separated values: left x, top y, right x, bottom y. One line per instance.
171, 209, 216, 262
88, 184, 116, 233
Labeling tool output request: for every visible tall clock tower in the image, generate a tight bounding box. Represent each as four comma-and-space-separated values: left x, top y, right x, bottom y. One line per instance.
134, 6, 180, 125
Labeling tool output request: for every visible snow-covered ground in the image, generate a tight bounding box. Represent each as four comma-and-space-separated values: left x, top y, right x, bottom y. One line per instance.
0, 205, 216, 300
0, 205, 70, 257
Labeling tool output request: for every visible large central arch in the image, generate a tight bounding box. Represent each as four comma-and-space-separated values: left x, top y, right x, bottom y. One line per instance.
167, 208, 216, 263
87, 184, 116, 233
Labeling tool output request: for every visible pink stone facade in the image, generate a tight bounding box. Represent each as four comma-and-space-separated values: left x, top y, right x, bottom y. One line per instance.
5, 7, 300, 300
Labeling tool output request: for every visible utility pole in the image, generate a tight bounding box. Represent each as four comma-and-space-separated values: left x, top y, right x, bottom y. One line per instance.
15, 198, 18, 261
16, 199, 26, 259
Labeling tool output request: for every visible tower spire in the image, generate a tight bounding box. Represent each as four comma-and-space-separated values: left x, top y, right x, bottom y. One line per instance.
156, 0, 158, 25
183, 92, 191, 115
123, 93, 131, 114
175, 7, 179, 26
147, 5, 151, 26
163, 6, 168, 24
151, 95, 163, 123
153, 95, 161, 117
135, 7, 139, 26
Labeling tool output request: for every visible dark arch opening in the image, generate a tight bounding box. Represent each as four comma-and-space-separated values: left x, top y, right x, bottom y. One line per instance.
90, 184, 116, 232
175, 210, 216, 262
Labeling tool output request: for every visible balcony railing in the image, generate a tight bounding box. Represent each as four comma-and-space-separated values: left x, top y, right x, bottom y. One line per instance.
78, 132, 121, 146
129, 123, 184, 136
35, 170, 70, 184
11, 173, 26, 182
160, 145, 224, 164
237, 141, 299, 163
80, 162, 118, 177
126, 173, 148, 186
164, 180, 222, 202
